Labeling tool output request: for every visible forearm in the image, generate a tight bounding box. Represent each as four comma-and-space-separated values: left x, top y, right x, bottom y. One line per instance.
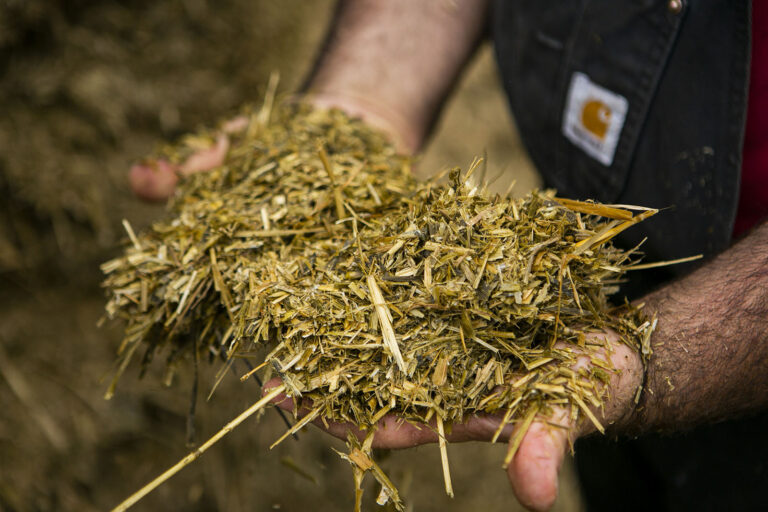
630, 221, 768, 432
304, 0, 490, 152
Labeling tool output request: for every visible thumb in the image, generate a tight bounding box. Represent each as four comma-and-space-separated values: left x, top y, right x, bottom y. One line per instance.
506, 414, 571, 512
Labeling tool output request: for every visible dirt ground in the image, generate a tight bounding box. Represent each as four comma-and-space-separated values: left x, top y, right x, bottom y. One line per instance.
0, 2, 585, 511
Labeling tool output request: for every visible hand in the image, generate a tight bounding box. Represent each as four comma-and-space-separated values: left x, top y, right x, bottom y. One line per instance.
128, 93, 417, 202
307, 92, 421, 153
265, 331, 644, 511
129, 116, 248, 201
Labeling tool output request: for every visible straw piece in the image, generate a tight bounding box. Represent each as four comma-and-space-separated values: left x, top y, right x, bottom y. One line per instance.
318, 146, 346, 220
436, 415, 454, 498
572, 393, 605, 434
111, 385, 285, 512
121, 219, 142, 251
269, 406, 321, 449
367, 274, 406, 372
503, 405, 539, 469
623, 254, 703, 270
554, 197, 634, 221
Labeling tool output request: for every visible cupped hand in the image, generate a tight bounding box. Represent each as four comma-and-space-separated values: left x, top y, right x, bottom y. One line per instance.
264, 331, 643, 511
129, 94, 415, 202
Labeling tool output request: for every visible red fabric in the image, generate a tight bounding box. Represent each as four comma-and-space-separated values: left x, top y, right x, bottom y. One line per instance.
734, 1, 768, 238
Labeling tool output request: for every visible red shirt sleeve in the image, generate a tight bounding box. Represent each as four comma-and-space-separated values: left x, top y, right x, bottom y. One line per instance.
734, 0, 768, 238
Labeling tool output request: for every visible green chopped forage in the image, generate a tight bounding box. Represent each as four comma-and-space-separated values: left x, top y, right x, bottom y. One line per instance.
104, 101, 658, 512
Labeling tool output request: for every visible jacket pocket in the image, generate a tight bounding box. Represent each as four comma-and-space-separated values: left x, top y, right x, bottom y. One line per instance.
495, 0, 686, 202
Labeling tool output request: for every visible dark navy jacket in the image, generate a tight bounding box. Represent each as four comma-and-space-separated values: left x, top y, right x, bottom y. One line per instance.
493, 1, 765, 510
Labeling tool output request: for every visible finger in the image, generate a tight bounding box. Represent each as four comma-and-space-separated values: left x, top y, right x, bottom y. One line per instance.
506, 412, 571, 512
130, 132, 231, 201
435, 414, 513, 444
263, 383, 365, 443
180, 134, 229, 176
129, 159, 179, 202
262, 379, 501, 449
221, 115, 249, 134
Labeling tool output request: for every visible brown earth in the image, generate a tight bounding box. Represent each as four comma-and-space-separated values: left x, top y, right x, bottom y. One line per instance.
0, 2, 585, 511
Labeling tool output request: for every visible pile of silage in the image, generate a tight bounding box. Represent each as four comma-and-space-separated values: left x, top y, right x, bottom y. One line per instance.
102, 102, 414, 396
103, 102, 656, 511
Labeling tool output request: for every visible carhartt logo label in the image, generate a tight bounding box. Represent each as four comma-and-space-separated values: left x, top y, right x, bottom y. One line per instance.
562, 72, 628, 166
581, 99, 611, 140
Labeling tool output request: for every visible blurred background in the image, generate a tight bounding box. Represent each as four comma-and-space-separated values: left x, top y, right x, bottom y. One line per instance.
0, 1, 582, 511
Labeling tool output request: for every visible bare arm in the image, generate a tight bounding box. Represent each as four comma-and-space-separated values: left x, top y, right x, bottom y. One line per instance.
305, 0, 490, 152
628, 221, 768, 432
